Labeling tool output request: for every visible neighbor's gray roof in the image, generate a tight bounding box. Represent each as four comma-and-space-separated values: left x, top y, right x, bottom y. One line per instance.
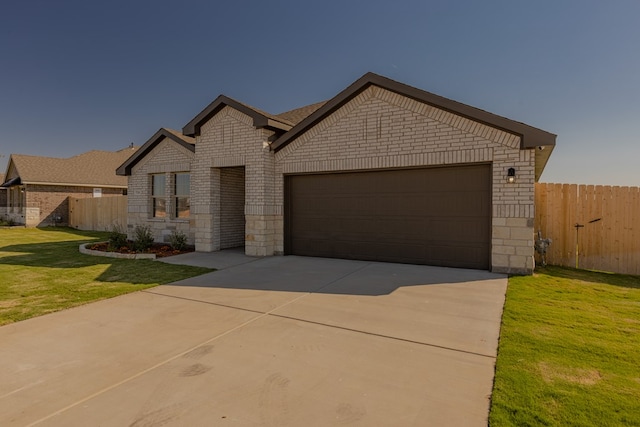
5, 147, 139, 188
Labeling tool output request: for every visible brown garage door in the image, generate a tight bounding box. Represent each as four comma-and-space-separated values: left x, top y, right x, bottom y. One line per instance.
284, 164, 491, 269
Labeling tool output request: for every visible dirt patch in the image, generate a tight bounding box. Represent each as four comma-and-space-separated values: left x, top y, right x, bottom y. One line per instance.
538, 361, 603, 385
88, 242, 194, 258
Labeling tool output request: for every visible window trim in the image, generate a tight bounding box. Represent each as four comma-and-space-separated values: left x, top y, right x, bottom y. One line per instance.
174, 173, 190, 219
151, 174, 166, 218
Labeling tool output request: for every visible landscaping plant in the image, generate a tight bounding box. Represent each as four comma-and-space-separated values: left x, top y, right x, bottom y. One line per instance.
0, 227, 212, 325
168, 230, 188, 251
107, 223, 128, 251
132, 225, 154, 252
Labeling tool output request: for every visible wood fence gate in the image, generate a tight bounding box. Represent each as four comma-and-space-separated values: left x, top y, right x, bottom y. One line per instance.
535, 183, 640, 275
68, 195, 127, 231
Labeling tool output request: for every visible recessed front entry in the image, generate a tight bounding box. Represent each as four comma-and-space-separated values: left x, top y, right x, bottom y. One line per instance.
284, 164, 491, 269
220, 166, 246, 249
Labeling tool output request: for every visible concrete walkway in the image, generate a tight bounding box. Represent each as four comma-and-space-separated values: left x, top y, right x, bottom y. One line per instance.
0, 252, 507, 426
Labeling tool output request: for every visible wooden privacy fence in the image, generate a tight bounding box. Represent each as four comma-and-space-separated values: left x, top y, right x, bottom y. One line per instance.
69, 195, 127, 231
535, 183, 640, 275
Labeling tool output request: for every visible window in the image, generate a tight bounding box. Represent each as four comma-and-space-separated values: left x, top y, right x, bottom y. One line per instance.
152, 174, 166, 217
9, 187, 23, 208
174, 173, 190, 218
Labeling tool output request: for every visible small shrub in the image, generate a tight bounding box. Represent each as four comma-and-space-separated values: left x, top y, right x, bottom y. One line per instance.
107, 224, 128, 251
1, 217, 16, 226
168, 230, 188, 251
133, 225, 154, 252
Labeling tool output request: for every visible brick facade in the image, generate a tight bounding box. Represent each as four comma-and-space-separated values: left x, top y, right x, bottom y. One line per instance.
127, 137, 195, 243
4, 184, 123, 227
27, 185, 124, 227
2, 147, 135, 227
275, 86, 535, 274
191, 107, 278, 256
123, 74, 554, 274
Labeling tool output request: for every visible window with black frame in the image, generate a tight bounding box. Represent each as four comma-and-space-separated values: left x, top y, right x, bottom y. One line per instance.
174, 173, 190, 218
151, 174, 166, 218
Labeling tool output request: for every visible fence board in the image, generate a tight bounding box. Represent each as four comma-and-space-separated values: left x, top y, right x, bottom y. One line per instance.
69, 196, 127, 231
536, 183, 640, 275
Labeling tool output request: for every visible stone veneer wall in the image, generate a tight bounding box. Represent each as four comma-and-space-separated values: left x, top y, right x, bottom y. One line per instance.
192, 106, 278, 256
275, 86, 536, 274
127, 138, 195, 243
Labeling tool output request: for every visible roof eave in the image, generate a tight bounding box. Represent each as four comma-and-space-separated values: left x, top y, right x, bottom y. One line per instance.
116, 129, 195, 176
534, 145, 555, 182
271, 72, 557, 153
19, 181, 127, 189
182, 95, 292, 137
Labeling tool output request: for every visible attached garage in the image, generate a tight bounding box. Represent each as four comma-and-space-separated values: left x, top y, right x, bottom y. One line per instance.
274, 73, 556, 274
120, 71, 556, 274
285, 164, 491, 269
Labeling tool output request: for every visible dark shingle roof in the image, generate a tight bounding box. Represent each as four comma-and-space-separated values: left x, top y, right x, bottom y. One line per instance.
275, 101, 327, 126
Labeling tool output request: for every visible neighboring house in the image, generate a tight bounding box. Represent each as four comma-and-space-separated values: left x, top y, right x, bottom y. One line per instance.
1, 147, 138, 227
0, 173, 7, 219
118, 73, 556, 274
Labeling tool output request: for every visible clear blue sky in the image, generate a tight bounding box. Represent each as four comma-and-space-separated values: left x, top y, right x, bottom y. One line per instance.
1, 0, 638, 185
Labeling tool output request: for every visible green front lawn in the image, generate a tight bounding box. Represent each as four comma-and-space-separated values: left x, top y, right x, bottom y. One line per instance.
3, 228, 639, 423
490, 266, 640, 426
0, 227, 213, 326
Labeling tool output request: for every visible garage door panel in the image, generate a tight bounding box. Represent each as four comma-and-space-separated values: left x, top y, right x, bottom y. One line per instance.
285, 165, 490, 269
429, 218, 488, 242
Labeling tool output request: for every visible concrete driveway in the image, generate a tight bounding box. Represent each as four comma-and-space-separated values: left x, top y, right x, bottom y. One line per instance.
0, 252, 507, 426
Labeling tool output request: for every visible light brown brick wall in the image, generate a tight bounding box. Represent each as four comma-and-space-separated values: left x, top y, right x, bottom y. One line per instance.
275, 86, 535, 273
220, 167, 245, 249
128, 86, 537, 273
192, 107, 278, 255
128, 137, 195, 243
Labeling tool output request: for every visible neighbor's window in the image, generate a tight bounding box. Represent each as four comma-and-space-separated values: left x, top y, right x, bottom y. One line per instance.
10, 187, 23, 208
174, 173, 190, 218
152, 174, 166, 218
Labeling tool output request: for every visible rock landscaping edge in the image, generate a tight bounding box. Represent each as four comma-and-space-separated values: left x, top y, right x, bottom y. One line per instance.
79, 242, 156, 260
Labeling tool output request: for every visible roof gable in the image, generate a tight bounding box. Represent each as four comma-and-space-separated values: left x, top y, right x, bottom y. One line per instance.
116, 128, 194, 176
182, 95, 294, 137
270, 72, 556, 179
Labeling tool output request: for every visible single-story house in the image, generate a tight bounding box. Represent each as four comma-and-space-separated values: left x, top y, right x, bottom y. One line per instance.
0, 173, 7, 219
1, 147, 138, 227
117, 73, 556, 274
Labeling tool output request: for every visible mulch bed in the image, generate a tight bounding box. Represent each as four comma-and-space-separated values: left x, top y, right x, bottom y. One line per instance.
88, 242, 195, 258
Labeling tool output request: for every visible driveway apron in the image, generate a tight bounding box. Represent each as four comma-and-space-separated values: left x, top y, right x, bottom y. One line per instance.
0, 254, 507, 426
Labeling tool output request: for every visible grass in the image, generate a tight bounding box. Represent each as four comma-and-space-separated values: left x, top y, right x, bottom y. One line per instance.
3, 228, 639, 423
490, 265, 640, 426
0, 227, 213, 326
